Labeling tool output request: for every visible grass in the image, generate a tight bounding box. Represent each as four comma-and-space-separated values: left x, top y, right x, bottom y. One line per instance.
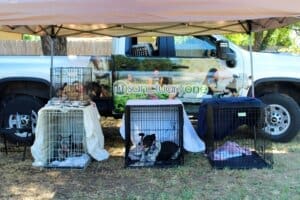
1, 117, 300, 200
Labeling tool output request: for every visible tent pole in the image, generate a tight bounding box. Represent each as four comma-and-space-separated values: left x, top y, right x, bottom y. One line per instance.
247, 21, 255, 97
49, 26, 55, 99
249, 33, 255, 97
49, 38, 54, 99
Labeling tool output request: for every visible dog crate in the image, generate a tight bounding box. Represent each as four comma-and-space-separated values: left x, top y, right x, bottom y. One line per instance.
51, 67, 92, 101
198, 97, 273, 169
131, 43, 153, 56
124, 100, 184, 167
43, 109, 90, 168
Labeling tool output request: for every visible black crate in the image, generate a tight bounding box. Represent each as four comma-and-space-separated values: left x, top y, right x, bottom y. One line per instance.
198, 97, 273, 169
124, 100, 184, 167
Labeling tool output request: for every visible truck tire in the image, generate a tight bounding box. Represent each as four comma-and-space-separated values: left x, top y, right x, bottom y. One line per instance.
259, 93, 300, 142
2, 95, 44, 144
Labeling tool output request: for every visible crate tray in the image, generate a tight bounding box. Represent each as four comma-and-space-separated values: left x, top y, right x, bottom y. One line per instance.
208, 151, 272, 169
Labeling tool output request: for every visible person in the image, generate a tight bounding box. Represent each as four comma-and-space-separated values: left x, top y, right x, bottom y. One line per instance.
153, 67, 159, 85
203, 68, 228, 95
225, 77, 238, 97
158, 76, 177, 99
100, 84, 110, 97
127, 73, 134, 82
89, 56, 102, 71
159, 76, 170, 87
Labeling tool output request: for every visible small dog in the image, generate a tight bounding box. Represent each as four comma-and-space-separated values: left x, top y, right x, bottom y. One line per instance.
139, 134, 160, 164
57, 135, 71, 161
56, 134, 83, 161
143, 134, 180, 161
130, 134, 180, 166
86, 81, 102, 99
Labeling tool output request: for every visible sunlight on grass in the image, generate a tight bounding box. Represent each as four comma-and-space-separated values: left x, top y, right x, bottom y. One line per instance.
107, 146, 124, 157
273, 134, 300, 153
46, 171, 62, 177
9, 184, 55, 200
272, 149, 288, 154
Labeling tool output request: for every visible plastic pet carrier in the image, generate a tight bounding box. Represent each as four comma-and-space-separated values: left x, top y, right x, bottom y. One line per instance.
43, 109, 90, 169
131, 43, 153, 56
124, 100, 184, 168
198, 97, 273, 169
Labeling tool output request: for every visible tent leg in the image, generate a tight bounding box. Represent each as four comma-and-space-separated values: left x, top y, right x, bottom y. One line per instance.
49, 37, 54, 98
249, 33, 255, 97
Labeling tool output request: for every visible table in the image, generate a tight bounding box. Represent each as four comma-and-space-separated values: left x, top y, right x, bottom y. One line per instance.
31, 102, 109, 167
119, 99, 205, 153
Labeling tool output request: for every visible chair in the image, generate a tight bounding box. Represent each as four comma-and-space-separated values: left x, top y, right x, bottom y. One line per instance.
1, 128, 33, 161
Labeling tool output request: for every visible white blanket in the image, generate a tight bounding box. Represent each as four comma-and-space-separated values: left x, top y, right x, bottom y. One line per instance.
119, 99, 205, 153
31, 102, 109, 167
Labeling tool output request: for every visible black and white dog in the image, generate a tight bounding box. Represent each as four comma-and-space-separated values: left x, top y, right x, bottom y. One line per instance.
130, 133, 180, 166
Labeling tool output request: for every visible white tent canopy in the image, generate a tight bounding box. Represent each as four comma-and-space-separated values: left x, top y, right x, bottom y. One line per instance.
0, 0, 300, 37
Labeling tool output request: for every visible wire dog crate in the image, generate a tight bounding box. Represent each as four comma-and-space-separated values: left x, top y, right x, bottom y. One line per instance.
51, 67, 92, 101
124, 100, 184, 168
43, 109, 90, 168
198, 97, 273, 169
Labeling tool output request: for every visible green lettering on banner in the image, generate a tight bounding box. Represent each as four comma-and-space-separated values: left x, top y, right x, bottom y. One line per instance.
185, 85, 192, 93
113, 81, 208, 96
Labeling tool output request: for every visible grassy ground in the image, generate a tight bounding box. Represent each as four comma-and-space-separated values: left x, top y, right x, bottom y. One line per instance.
1, 117, 300, 200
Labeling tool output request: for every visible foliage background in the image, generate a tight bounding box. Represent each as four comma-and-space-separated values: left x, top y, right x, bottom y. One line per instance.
225, 23, 300, 54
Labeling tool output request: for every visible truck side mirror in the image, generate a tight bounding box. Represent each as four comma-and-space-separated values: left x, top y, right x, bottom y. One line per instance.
216, 40, 236, 68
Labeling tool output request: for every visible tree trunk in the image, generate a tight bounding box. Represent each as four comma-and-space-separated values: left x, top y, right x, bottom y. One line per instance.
260, 30, 275, 51
41, 35, 67, 55
253, 32, 264, 51
253, 30, 275, 51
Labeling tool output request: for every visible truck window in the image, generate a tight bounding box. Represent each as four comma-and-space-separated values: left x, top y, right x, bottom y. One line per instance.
174, 36, 216, 57
137, 37, 157, 49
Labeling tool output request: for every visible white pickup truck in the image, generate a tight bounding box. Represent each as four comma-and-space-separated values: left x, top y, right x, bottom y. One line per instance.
0, 35, 299, 143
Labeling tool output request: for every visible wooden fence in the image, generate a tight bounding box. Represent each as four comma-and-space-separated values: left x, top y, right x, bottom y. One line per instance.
0, 39, 112, 55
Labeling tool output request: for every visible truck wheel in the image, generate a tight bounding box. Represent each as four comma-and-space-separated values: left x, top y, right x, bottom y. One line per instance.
259, 93, 300, 142
2, 95, 44, 144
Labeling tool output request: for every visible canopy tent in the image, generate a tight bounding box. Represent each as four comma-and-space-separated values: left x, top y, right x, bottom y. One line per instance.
0, 0, 300, 98
0, 0, 299, 37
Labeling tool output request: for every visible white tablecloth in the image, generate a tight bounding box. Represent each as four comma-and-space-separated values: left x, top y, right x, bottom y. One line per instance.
31, 102, 109, 167
119, 99, 205, 152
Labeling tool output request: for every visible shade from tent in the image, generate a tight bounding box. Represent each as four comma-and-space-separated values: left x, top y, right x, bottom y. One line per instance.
0, 0, 300, 37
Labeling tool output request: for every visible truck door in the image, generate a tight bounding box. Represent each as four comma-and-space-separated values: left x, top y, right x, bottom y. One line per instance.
165, 36, 235, 115
112, 36, 235, 116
